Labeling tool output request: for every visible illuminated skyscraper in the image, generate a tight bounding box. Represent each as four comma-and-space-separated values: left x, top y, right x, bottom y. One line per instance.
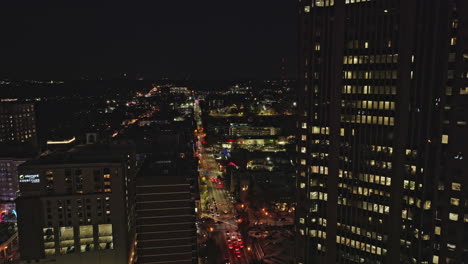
295, 0, 467, 263
0, 102, 37, 146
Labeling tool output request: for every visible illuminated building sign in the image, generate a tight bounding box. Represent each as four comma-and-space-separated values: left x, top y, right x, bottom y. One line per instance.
19, 174, 40, 183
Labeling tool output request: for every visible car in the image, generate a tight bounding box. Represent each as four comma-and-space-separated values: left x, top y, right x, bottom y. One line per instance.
235, 248, 240, 252
224, 210, 229, 214
227, 238, 231, 242
236, 254, 241, 258
228, 244, 233, 249
216, 213, 220, 217
226, 231, 230, 236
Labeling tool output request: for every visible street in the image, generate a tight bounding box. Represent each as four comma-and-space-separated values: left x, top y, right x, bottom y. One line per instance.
195, 101, 252, 264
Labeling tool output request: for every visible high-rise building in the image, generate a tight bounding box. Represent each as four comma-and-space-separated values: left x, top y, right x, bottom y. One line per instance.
0, 102, 37, 146
16, 143, 136, 264
135, 154, 198, 264
0, 147, 37, 222
296, 1, 467, 264
0, 158, 26, 203
0, 144, 37, 203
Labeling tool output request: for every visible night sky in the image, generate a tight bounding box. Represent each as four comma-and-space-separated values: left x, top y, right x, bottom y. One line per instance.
0, 1, 297, 81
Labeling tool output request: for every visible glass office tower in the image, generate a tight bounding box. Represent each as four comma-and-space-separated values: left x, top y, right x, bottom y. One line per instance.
295, 0, 467, 263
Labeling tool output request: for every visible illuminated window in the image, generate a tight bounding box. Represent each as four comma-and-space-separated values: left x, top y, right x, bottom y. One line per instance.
434, 226, 441, 235
310, 192, 318, 199
59, 226, 74, 254
98, 224, 113, 250
301, 135, 307, 141
447, 243, 456, 251
315, 43, 321, 51
299, 218, 305, 224
304, 6, 311, 13
460, 87, 468, 95
442, 135, 449, 144
300, 183, 306, 189
310, 229, 317, 237
450, 37, 457, 46
452, 183, 461, 191
449, 213, 458, 221
79, 225, 94, 252
450, 198, 460, 206
302, 122, 307, 129
43, 228, 55, 256
301, 147, 307, 153
423, 200, 431, 210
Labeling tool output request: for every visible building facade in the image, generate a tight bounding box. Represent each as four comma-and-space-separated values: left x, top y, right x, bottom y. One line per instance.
0, 157, 27, 222
296, 0, 467, 263
0, 144, 37, 219
0, 103, 37, 146
229, 124, 281, 137
0, 158, 27, 202
135, 155, 198, 264
16, 144, 136, 264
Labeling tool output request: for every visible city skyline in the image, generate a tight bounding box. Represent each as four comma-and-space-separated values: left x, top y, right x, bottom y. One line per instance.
0, 1, 467, 264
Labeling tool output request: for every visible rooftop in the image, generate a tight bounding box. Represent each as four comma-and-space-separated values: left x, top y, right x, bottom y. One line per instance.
21, 143, 134, 166
0, 143, 38, 159
137, 153, 196, 185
